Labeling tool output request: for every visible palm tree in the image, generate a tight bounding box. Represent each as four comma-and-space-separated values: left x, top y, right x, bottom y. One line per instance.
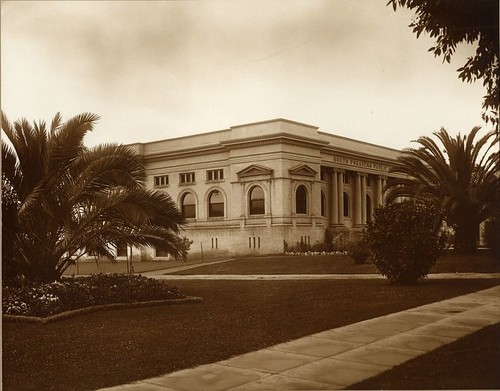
2, 112, 185, 283
386, 127, 499, 253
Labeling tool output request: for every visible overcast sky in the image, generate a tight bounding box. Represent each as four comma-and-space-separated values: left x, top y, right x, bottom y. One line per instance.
1, 0, 489, 150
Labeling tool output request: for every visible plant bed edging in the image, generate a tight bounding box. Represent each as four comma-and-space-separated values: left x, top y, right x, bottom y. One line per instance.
2, 296, 203, 324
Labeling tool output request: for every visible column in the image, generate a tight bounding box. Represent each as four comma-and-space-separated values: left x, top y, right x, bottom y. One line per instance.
337, 170, 344, 225
331, 169, 339, 225
381, 176, 388, 205
266, 179, 271, 228
375, 176, 383, 207
354, 173, 362, 226
360, 173, 367, 224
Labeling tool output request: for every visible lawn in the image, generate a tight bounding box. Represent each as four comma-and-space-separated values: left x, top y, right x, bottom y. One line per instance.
169, 250, 500, 275
3, 277, 500, 391
60, 250, 500, 277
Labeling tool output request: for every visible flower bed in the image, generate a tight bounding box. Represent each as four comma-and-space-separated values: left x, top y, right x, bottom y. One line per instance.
2, 274, 185, 318
284, 251, 348, 256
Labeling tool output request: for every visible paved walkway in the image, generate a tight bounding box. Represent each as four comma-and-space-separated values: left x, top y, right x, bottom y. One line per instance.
148, 272, 500, 280
141, 259, 237, 275
99, 285, 500, 391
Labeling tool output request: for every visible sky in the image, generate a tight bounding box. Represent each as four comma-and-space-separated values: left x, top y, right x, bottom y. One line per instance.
1, 0, 490, 150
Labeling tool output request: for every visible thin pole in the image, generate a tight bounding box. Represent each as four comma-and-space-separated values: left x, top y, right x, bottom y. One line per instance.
130, 246, 134, 275
126, 246, 130, 274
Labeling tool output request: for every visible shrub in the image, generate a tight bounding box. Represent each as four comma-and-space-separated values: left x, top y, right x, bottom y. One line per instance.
347, 236, 371, 264
2, 274, 184, 317
324, 228, 334, 252
483, 218, 500, 260
366, 201, 443, 284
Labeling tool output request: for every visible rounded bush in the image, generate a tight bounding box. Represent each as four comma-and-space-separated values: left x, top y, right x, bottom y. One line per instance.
366, 201, 442, 284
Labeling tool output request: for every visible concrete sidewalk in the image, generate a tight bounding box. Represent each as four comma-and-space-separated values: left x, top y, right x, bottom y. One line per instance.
148, 272, 500, 280
140, 259, 236, 275
99, 285, 500, 391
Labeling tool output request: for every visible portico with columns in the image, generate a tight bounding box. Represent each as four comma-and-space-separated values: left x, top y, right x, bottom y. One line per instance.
320, 165, 389, 238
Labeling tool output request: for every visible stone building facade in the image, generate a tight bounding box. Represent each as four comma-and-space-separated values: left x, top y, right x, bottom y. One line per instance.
126, 119, 401, 260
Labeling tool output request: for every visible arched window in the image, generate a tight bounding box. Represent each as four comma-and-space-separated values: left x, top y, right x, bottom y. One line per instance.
343, 192, 350, 218
366, 195, 372, 223
208, 190, 224, 217
249, 186, 265, 215
296, 185, 307, 214
321, 191, 326, 217
181, 193, 196, 218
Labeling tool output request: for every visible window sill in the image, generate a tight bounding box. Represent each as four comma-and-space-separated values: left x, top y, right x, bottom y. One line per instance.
206, 179, 225, 184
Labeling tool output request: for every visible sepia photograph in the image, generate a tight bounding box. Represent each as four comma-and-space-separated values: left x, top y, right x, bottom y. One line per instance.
2, 1, 499, 390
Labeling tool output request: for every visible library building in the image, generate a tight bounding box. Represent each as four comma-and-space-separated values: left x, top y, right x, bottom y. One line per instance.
126, 119, 402, 260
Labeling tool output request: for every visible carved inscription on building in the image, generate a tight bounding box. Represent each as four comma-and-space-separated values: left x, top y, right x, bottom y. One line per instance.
332, 156, 390, 172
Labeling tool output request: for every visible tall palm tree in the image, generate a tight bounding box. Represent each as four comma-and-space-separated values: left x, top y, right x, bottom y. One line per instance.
386, 127, 499, 253
2, 112, 185, 283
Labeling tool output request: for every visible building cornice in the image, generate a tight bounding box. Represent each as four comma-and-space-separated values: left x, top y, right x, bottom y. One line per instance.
317, 130, 402, 154
141, 143, 228, 162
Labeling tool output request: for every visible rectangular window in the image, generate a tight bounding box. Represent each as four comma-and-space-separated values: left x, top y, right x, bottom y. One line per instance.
211, 238, 218, 249
343, 174, 350, 184
366, 176, 372, 187
207, 169, 224, 182
116, 243, 127, 257
156, 247, 169, 257
153, 175, 169, 187
179, 172, 195, 184
249, 236, 261, 249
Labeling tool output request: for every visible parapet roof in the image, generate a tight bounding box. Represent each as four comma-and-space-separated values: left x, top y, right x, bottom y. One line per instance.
128, 118, 401, 161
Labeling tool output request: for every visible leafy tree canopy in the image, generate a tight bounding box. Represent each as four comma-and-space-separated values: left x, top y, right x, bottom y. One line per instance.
389, 0, 499, 128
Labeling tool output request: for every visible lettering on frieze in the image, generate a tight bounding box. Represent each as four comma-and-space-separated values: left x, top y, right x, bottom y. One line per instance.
332, 156, 390, 172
